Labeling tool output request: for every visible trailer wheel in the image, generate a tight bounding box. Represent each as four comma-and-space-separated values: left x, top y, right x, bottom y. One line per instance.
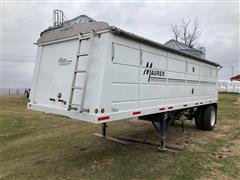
202, 106, 216, 130
195, 107, 203, 129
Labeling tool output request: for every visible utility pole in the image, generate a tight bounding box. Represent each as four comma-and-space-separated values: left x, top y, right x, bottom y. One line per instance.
230, 66, 234, 77
230, 66, 235, 82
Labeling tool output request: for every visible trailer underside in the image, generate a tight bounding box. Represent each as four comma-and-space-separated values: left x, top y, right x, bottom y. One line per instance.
93, 103, 217, 151
29, 102, 218, 151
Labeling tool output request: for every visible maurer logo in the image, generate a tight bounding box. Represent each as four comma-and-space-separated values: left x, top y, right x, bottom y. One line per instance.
58, 57, 72, 65
143, 62, 166, 82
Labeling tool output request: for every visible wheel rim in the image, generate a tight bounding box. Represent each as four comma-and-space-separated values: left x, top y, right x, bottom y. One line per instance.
210, 110, 216, 126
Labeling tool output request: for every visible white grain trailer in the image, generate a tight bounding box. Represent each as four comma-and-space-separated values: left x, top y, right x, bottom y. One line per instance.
28, 19, 221, 150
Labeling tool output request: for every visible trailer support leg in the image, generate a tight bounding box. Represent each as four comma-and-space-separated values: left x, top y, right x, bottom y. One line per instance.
102, 123, 107, 137
94, 123, 130, 144
159, 113, 167, 151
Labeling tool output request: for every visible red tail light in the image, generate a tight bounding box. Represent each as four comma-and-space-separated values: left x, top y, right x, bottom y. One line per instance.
98, 116, 110, 121
133, 111, 141, 115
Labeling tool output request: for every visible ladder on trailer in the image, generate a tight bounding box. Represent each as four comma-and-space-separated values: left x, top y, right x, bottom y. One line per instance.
68, 32, 94, 112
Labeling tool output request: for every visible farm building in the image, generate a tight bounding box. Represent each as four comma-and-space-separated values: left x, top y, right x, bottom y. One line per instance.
230, 74, 240, 81
164, 39, 205, 59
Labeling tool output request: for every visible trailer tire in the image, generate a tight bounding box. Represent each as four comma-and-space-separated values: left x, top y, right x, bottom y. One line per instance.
202, 106, 216, 130
195, 107, 203, 129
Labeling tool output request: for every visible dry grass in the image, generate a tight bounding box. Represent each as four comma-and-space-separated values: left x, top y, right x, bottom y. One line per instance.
0, 93, 240, 180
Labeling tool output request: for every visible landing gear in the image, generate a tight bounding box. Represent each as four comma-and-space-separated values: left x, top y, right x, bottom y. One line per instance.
95, 113, 182, 152
102, 123, 107, 137
151, 113, 168, 151
159, 114, 167, 151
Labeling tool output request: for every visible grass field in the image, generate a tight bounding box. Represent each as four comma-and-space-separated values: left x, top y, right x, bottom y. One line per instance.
1, 93, 240, 180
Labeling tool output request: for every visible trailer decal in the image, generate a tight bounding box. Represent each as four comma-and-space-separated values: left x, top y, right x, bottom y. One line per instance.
143, 62, 166, 82
58, 57, 72, 65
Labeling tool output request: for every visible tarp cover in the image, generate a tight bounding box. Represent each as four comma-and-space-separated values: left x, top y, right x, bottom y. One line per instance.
37, 21, 109, 44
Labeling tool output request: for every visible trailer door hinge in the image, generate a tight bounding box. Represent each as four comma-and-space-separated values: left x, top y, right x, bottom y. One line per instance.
112, 43, 115, 61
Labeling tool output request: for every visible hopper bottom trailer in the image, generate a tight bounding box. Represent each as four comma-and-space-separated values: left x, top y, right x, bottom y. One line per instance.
28, 17, 220, 151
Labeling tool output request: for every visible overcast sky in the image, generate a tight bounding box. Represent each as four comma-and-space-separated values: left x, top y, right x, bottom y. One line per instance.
1, 1, 239, 88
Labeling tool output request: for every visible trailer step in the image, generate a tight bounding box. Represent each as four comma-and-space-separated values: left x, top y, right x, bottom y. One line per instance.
69, 103, 81, 107
75, 70, 86, 73
68, 106, 78, 111
72, 86, 83, 90
77, 53, 88, 57
80, 108, 90, 113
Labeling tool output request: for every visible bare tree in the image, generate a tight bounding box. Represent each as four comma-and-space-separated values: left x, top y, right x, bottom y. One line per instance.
171, 24, 181, 42
170, 18, 201, 47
